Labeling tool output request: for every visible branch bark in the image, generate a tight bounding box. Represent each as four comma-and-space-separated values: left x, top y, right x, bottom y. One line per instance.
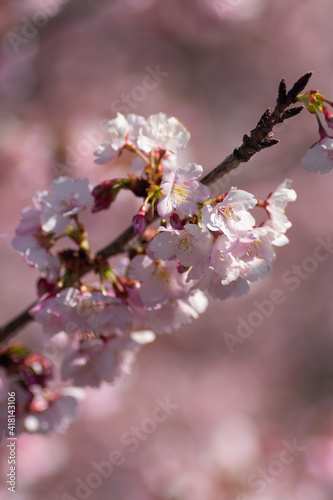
0, 72, 313, 344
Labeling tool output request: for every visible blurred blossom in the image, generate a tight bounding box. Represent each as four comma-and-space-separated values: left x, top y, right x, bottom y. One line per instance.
306, 435, 333, 482
15, 434, 69, 486
207, 415, 261, 476
210, 0, 266, 22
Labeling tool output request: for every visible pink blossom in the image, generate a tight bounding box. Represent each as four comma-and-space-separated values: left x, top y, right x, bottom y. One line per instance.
229, 227, 277, 282
12, 234, 61, 279
146, 290, 209, 334
201, 187, 257, 242
130, 289, 209, 334
198, 270, 250, 301
265, 179, 297, 233
128, 255, 192, 308
61, 336, 141, 387
148, 224, 214, 268
30, 288, 133, 337
94, 113, 145, 163
137, 112, 190, 153
12, 198, 61, 279
14, 204, 42, 236
301, 136, 333, 174
157, 163, 211, 218
38, 177, 94, 233
194, 226, 280, 300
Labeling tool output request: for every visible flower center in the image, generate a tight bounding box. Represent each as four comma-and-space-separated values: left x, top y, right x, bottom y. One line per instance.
172, 183, 190, 204
246, 239, 262, 257
218, 205, 240, 222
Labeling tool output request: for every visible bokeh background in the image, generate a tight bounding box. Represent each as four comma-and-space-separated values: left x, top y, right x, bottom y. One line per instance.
1, 0, 333, 499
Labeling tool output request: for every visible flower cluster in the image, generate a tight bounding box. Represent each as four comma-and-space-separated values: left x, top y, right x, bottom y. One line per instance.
6, 112, 297, 437
148, 180, 296, 300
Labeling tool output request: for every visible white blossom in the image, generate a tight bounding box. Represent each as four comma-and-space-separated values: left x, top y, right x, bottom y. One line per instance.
202, 187, 257, 242
94, 113, 145, 164
38, 177, 93, 233
148, 224, 214, 268
301, 136, 333, 174
61, 337, 140, 387
158, 163, 211, 218
137, 112, 190, 153
265, 179, 296, 233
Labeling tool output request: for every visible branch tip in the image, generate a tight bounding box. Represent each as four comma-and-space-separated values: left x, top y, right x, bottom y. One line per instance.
287, 71, 313, 102
278, 78, 287, 102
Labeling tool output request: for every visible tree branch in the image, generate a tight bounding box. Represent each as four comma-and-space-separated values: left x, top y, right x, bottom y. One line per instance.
0, 72, 313, 344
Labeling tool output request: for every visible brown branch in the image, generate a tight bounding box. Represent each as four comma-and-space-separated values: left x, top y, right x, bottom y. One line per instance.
0, 72, 313, 344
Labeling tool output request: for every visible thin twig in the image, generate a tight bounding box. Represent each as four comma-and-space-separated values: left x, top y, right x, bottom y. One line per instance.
0, 72, 313, 344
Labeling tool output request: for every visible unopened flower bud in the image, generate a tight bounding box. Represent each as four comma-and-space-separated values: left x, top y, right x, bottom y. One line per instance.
323, 106, 333, 130
91, 179, 118, 213
133, 204, 147, 235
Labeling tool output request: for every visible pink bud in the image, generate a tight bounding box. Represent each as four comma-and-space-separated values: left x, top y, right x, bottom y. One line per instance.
132, 213, 147, 235
91, 179, 117, 212
323, 106, 333, 130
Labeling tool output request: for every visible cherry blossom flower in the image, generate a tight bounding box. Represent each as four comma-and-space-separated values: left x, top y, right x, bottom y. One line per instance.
201, 187, 257, 242
157, 163, 211, 218
265, 179, 297, 233
301, 136, 333, 174
94, 113, 145, 164
13, 204, 42, 236
37, 177, 93, 233
148, 224, 214, 268
194, 226, 281, 301
12, 234, 61, 280
128, 255, 191, 308
61, 336, 142, 387
12, 200, 61, 279
30, 288, 133, 337
198, 272, 250, 301
228, 227, 277, 282
146, 290, 209, 334
137, 112, 190, 153
130, 289, 209, 334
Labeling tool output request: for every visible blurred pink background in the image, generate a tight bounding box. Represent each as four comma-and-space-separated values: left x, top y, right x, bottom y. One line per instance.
1, 0, 333, 499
